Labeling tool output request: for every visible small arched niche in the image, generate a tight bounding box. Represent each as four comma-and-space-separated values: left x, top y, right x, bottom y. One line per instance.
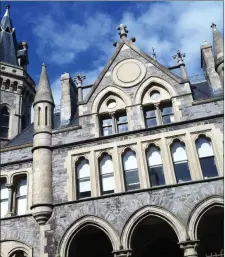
98, 93, 126, 114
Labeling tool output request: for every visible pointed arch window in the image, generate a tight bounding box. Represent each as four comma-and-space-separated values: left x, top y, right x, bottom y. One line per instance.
38, 107, 41, 126
122, 149, 140, 191
15, 176, 27, 215
171, 140, 192, 183
0, 106, 10, 138
10, 250, 27, 257
99, 154, 115, 195
146, 145, 165, 186
76, 158, 91, 199
0, 179, 8, 218
45, 106, 48, 126
196, 136, 218, 178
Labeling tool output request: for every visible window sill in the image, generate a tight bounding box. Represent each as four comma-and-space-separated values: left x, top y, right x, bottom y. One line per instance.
55, 176, 223, 207
0, 212, 32, 221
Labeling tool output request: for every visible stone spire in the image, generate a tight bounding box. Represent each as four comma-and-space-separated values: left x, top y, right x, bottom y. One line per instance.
34, 64, 54, 106
211, 23, 224, 83
0, 5, 18, 65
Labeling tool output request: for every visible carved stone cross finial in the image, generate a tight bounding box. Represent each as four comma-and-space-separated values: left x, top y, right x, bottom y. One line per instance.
117, 24, 128, 40
152, 47, 157, 60
74, 74, 86, 87
173, 50, 186, 63
6, 4, 10, 9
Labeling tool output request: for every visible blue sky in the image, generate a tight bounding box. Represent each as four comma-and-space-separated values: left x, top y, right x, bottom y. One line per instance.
1, 1, 224, 106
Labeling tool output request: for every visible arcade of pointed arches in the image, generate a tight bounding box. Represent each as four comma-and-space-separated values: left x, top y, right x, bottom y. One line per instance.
56, 196, 223, 257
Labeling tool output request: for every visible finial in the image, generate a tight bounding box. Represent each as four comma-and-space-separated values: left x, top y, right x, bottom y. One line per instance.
4, 4, 10, 16
117, 24, 128, 41
74, 74, 86, 87
173, 50, 186, 63
211, 22, 217, 28
42, 63, 46, 67
152, 47, 157, 60
129, 37, 136, 44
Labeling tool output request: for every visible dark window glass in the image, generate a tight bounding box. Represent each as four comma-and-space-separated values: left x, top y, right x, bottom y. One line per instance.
116, 114, 128, 133
145, 108, 157, 128
101, 117, 113, 136
123, 150, 140, 191
0, 107, 9, 138
174, 162, 191, 183
149, 166, 165, 186
161, 104, 174, 124
199, 157, 218, 178
196, 136, 218, 179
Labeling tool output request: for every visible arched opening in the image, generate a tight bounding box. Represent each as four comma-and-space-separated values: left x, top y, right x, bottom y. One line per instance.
131, 215, 182, 257
197, 206, 224, 257
9, 250, 27, 257
0, 106, 10, 138
68, 225, 113, 257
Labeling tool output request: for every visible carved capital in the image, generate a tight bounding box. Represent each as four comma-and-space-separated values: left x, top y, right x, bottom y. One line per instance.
113, 249, 132, 257
179, 240, 199, 257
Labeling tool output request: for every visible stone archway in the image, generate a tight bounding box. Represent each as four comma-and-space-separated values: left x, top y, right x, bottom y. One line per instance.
197, 206, 224, 257
121, 206, 186, 257
58, 216, 120, 257
68, 224, 113, 257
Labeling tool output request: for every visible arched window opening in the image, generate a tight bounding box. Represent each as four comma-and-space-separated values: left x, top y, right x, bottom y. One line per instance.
76, 158, 91, 199
122, 149, 140, 191
38, 107, 41, 126
5, 79, 10, 90
5, 26, 11, 33
196, 136, 218, 179
0, 178, 8, 218
0, 106, 10, 138
171, 141, 192, 183
13, 81, 18, 91
146, 146, 165, 187
10, 250, 27, 257
15, 176, 27, 215
99, 154, 115, 195
45, 106, 48, 126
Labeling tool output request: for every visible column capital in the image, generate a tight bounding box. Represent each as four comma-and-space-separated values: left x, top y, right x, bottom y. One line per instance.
6, 183, 15, 189
112, 249, 132, 257
179, 239, 199, 257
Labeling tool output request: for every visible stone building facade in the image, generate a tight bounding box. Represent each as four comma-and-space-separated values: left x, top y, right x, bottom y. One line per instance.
0, 5, 224, 257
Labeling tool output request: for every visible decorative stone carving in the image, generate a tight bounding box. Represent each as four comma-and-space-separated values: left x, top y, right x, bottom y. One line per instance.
112, 59, 146, 87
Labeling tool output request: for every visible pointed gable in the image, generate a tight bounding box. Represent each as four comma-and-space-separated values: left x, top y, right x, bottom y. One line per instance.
84, 40, 182, 103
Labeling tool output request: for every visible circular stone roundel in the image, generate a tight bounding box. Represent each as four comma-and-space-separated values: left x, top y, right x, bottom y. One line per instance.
112, 58, 146, 87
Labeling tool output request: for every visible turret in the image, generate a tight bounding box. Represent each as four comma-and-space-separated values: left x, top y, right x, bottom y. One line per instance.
31, 64, 54, 225
211, 23, 224, 84
201, 40, 222, 93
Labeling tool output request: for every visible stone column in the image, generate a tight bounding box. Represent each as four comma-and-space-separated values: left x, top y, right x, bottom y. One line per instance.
113, 249, 132, 257
6, 183, 15, 217
110, 112, 116, 134
179, 240, 199, 257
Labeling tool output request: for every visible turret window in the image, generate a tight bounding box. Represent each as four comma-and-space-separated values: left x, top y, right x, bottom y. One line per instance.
99, 154, 115, 195
171, 141, 192, 183
0, 106, 10, 138
45, 106, 48, 125
196, 136, 218, 179
146, 146, 165, 187
0, 179, 8, 218
76, 158, 91, 199
38, 107, 41, 126
122, 149, 140, 191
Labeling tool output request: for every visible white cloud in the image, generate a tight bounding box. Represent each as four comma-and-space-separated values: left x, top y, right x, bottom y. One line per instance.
32, 1, 223, 107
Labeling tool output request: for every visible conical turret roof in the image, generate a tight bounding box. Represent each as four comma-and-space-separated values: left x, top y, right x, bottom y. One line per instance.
34, 64, 54, 105
211, 23, 224, 67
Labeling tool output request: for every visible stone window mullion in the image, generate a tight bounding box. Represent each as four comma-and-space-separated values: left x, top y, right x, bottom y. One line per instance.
6, 183, 15, 216
155, 103, 162, 125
